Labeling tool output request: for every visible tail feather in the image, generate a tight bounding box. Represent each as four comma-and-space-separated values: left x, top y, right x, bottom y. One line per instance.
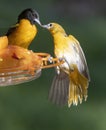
49, 70, 69, 106
49, 64, 89, 107
68, 65, 89, 107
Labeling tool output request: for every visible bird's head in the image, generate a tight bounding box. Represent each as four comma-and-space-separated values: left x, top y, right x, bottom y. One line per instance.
42, 23, 66, 35
18, 8, 41, 25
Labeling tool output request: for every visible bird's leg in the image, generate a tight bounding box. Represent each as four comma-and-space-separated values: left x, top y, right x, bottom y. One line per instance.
36, 53, 64, 69
48, 56, 53, 63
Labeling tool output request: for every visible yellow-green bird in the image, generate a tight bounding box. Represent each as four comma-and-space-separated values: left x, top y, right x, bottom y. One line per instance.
43, 23, 90, 107
6, 8, 41, 49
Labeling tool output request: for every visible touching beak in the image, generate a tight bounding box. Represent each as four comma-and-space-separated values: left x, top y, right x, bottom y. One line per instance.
34, 18, 49, 29
34, 18, 42, 26
41, 24, 49, 29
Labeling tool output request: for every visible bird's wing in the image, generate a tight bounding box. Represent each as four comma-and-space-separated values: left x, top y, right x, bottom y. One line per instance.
69, 35, 90, 81
6, 23, 19, 36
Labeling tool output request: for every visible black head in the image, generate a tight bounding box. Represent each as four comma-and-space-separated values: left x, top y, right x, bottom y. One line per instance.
18, 8, 41, 25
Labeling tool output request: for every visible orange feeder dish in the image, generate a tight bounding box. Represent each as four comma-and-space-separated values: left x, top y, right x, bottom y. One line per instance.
0, 36, 63, 86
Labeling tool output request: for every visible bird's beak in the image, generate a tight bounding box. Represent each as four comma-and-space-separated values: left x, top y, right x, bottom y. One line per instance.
34, 18, 42, 26
41, 24, 49, 29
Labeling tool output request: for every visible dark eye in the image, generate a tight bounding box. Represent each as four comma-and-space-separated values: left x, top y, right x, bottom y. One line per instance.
49, 23, 52, 27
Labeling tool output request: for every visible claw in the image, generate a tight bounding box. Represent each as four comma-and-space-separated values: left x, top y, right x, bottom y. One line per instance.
48, 56, 53, 63
59, 57, 64, 61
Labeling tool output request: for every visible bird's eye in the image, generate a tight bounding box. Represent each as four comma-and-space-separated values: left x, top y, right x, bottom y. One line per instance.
49, 23, 52, 27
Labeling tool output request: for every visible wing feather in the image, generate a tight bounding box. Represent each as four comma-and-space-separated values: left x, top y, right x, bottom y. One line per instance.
69, 35, 90, 81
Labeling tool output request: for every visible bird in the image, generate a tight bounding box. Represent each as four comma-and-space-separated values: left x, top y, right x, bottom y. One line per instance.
0, 36, 8, 50
42, 23, 90, 107
6, 8, 41, 49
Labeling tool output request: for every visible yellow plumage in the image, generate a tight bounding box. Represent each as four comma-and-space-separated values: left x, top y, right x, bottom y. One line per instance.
0, 36, 8, 50
7, 19, 37, 48
43, 23, 90, 107
6, 8, 41, 49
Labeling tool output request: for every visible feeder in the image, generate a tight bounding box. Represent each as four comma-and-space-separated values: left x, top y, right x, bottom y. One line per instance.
0, 36, 64, 86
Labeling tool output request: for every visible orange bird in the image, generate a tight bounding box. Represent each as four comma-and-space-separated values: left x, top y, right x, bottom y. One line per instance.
43, 23, 90, 107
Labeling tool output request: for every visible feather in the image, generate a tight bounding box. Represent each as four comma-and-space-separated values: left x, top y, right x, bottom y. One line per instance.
49, 69, 69, 106
69, 35, 90, 81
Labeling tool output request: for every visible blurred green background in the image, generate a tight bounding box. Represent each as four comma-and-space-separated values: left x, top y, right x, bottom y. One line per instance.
0, 0, 106, 130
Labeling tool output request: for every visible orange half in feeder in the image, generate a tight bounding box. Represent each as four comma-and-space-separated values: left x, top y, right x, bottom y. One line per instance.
0, 36, 64, 86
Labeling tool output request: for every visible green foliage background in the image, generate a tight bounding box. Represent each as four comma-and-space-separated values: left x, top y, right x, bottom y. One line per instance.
0, 0, 106, 130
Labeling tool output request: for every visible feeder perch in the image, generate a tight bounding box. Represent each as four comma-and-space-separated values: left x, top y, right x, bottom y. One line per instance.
0, 36, 64, 86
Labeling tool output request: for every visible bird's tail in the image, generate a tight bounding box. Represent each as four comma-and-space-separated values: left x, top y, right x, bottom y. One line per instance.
68, 65, 89, 107
49, 70, 69, 106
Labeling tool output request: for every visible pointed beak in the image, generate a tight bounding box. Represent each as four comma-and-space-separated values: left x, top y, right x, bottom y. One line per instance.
41, 24, 49, 29
34, 18, 42, 26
